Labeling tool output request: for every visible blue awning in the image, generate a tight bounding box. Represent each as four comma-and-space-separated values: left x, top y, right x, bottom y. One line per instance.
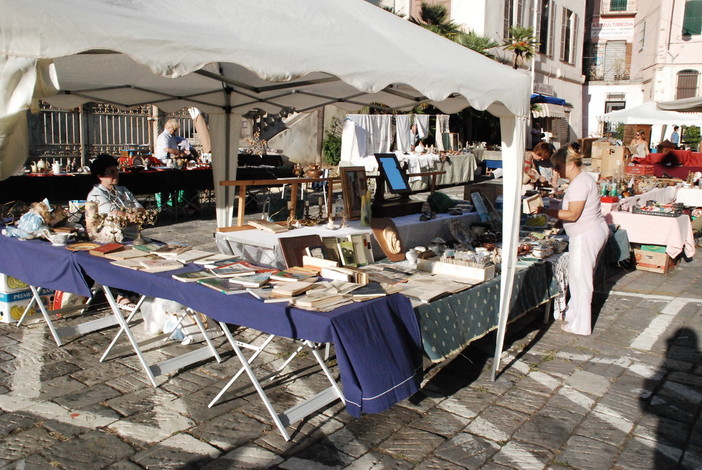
530, 94, 566, 105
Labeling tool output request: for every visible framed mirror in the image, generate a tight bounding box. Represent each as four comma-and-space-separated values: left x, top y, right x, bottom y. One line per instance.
339, 166, 368, 220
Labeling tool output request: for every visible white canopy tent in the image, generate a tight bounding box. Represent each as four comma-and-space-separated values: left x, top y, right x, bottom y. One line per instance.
0, 0, 530, 380
658, 96, 702, 113
598, 101, 702, 126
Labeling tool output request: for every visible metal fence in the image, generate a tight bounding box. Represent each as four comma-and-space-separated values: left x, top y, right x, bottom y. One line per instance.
28, 103, 197, 168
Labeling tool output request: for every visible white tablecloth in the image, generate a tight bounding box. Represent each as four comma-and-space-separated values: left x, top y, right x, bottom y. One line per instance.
675, 187, 702, 207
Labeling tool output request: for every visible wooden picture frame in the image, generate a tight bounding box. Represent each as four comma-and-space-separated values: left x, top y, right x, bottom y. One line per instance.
339, 166, 368, 220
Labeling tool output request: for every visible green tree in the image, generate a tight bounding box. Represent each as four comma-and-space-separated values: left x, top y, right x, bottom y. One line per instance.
410, 3, 462, 39
502, 25, 538, 69
455, 31, 500, 59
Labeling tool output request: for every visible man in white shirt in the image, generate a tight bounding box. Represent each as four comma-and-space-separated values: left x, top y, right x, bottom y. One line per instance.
154, 119, 184, 163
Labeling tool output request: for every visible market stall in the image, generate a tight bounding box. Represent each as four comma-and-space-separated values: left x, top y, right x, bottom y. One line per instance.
0, 0, 530, 390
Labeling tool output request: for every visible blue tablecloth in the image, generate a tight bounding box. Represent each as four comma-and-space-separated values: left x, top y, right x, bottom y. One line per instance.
0, 233, 422, 417
0, 236, 92, 297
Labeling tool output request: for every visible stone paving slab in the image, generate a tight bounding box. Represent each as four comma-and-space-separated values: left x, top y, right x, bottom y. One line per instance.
0, 214, 699, 469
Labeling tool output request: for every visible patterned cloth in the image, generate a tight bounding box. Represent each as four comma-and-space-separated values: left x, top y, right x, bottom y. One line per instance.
416, 257, 562, 362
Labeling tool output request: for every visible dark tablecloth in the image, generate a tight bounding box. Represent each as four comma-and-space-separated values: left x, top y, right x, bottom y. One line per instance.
416, 260, 560, 362
0, 166, 294, 204
0, 233, 422, 417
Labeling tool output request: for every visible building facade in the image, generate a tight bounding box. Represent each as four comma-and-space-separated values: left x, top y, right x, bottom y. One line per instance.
585, 0, 702, 144
373, 0, 587, 147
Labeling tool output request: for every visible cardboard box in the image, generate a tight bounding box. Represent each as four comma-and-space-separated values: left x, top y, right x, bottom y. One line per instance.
0, 289, 54, 323
0, 274, 29, 294
634, 249, 676, 274
625, 164, 655, 176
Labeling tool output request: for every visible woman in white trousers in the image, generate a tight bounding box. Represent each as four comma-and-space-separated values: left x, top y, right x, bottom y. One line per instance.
537, 143, 608, 335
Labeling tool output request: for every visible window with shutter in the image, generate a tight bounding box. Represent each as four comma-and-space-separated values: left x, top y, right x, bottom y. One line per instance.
676, 70, 699, 99
682, 0, 702, 35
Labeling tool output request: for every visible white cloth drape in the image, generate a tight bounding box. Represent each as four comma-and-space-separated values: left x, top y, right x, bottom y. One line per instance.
348, 114, 392, 156
0, 56, 57, 180
414, 114, 429, 140
340, 118, 367, 163
210, 112, 243, 228
395, 114, 411, 153
435, 114, 450, 151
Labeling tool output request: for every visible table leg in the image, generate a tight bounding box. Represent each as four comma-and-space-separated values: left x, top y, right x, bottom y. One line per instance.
102, 287, 159, 387
17, 286, 63, 346
211, 323, 344, 441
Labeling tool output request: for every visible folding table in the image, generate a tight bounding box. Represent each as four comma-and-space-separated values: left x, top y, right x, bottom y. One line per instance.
73, 252, 423, 437
0, 235, 114, 346
0, 235, 222, 384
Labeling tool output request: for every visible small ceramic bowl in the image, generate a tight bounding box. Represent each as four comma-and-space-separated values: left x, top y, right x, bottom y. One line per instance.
44, 231, 72, 246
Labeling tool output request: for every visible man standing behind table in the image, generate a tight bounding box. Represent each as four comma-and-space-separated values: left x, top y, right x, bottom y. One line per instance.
154, 119, 185, 163
670, 125, 680, 147
153, 119, 186, 209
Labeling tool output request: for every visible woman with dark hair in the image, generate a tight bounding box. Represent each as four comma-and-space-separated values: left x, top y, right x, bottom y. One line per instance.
87, 154, 144, 216
536, 142, 608, 335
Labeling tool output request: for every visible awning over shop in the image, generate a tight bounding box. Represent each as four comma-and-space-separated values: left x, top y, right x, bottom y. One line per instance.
530, 94, 566, 105
532, 102, 567, 118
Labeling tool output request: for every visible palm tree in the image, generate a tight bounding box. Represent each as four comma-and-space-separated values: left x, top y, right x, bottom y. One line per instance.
455, 31, 501, 59
502, 25, 538, 69
410, 3, 462, 40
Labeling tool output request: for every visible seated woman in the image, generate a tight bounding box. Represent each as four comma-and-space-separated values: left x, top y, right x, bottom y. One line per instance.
629, 131, 649, 163
87, 154, 145, 217
86, 153, 145, 308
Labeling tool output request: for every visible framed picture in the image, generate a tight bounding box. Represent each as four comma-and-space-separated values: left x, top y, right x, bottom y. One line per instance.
339, 166, 368, 220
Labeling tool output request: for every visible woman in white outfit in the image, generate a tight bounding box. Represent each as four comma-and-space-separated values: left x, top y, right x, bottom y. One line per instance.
537, 143, 609, 335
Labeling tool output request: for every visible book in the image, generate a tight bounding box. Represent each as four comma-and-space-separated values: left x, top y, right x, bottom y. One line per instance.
302, 255, 338, 270
278, 234, 322, 268
270, 280, 316, 297
348, 282, 386, 299
197, 277, 249, 295
304, 245, 327, 259
209, 262, 258, 277
89, 242, 124, 257
110, 257, 148, 270
199, 257, 241, 269
246, 286, 291, 303
269, 266, 319, 283
227, 271, 275, 288
172, 269, 219, 283
247, 219, 288, 233
139, 257, 184, 273
132, 242, 164, 252
336, 240, 357, 267
104, 248, 149, 261
294, 294, 346, 309
152, 244, 191, 258
194, 254, 240, 266
348, 234, 368, 266
321, 236, 340, 262
173, 249, 213, 264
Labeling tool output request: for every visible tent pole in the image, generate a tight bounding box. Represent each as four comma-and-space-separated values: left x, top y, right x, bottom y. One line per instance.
491, 116, 527, 381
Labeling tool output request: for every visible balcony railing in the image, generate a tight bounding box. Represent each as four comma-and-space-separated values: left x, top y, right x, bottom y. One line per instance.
587, 62, 631, 82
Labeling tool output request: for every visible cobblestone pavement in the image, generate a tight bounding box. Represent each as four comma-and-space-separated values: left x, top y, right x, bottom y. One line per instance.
1, 208, 701, 469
